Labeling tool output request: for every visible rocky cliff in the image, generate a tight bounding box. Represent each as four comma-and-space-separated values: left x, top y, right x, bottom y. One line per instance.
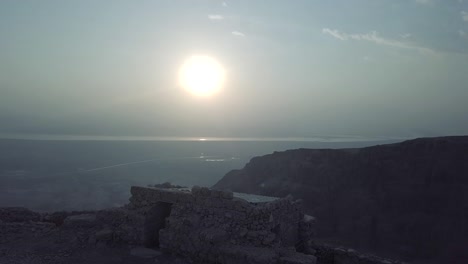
213, 136, 468, 263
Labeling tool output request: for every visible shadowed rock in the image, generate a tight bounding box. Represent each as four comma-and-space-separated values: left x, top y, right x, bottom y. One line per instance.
213, 136, 468, 263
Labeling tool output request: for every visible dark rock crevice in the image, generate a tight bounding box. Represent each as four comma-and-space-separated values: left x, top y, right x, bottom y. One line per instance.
143, 202, 172, 248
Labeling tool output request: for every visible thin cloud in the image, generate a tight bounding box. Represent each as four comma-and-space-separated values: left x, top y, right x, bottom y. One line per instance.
208, 14, 224, 20
322, 28, 434, 54
400, 33, 412, 39
222, 1, 228, 7
231, 31, 245, 37
322, 28, 347, 40
462, 11, 468, 22
362, 56, 373, 62
460, 30, 467, 38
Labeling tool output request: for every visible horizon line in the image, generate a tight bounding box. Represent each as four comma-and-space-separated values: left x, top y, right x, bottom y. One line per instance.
0, 133, 409, 142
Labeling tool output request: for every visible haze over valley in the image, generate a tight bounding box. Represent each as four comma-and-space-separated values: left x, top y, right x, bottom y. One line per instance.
1, 1, 468, 263
0, 138, 396, 211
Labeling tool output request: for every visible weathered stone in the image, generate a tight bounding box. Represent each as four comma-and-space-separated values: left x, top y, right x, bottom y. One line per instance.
130, 247, 162, 258
210, 190, 221, 198
191, 185, 201, 196
269, 214, 274, 222
127, 185, 316, 264
96, 208, 127, 227
95, 228, 113, 241
262, 233, 276, 245
63, 214, 96, 228
303, 214, 315, 223
199, 187, 210, 197
239, 228, 248, 237
88, 235, 97, 244
280, 253, 317, 264
0, 207, 41, 223
307, 241, 407, 264
219, 245, 279, 264
221, 191, 233, 200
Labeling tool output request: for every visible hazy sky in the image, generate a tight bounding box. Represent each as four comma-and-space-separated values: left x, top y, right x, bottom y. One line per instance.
1, 0, 467, 138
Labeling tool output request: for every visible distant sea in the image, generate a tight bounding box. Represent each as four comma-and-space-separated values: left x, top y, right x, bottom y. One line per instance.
0, 134, 406, 142
0, 134, 405, 211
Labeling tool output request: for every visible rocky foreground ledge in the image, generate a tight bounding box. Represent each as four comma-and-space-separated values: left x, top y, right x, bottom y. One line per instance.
0, 185, 407, 264
0, 207, 188, 264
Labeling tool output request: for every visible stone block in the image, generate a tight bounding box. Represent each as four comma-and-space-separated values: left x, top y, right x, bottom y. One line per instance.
95, 228, 114, 241
200, 187, 211, 197
280, 253, 317, 264
262, 233, 276, 245
210, 190, 222, 198
221, 190, 234, 200
130, 247, 162, 258
96, 208, 128, 227
63, 214, 96, 228
0, 207, 41, 223
191, 185, 201, 196
220, 245, 279, 264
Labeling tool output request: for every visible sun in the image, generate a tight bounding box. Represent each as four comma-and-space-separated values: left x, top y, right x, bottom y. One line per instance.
178, 55, 225, 97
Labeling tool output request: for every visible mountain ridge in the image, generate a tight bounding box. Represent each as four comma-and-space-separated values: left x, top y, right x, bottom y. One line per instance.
213, 136, 468, 263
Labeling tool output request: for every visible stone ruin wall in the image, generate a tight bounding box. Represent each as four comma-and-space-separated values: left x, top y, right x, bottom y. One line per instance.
160, 188, 305, 260
128, 185, 317, 264
124, 185, 408, 264
0, 186, 409, 264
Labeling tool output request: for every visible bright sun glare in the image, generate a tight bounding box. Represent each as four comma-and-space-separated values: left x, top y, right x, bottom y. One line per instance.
178, 55, 225, 97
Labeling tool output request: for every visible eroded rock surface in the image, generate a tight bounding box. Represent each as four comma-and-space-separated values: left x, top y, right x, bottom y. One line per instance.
127, 186, 317, 264
0, 207, 189, 264
213, 136, 468, 263
0, 184, 408, 264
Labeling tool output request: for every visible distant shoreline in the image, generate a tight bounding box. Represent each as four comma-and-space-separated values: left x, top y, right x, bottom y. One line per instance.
0, 134, 407, 142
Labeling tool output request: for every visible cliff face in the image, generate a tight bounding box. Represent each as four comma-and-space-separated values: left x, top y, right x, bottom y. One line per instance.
213, 136, 468, 263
